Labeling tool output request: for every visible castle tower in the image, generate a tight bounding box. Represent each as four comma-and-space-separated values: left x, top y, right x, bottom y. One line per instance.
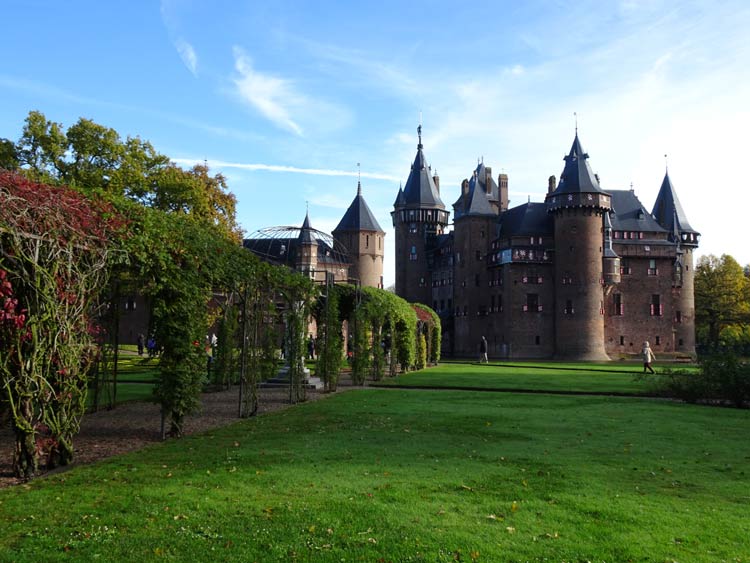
333, 180, 386, 288
452, 161, 501, 352
391, 125, 449, 303
546, 133, 612, 360
297, 211, 318, 279
651, 170, 700, 356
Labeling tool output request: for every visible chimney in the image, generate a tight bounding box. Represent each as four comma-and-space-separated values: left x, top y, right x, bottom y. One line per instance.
498, 173, 509, 212
548, 175, 556, 194
433, 174, 440, 194
484, 166, 492, 194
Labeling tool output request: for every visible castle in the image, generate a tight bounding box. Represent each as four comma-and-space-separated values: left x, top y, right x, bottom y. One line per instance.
392, 127, 699, 360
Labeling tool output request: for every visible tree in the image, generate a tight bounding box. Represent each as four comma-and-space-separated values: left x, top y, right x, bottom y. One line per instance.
695, 254, 750, 350
0, 138, 18, 170
64, 118, 124, 190
15, 111, 66, 183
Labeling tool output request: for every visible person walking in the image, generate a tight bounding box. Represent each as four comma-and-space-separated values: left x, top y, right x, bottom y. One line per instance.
642, 341, 655, 374
479, 336, 488, 363
136, 333, 145, 356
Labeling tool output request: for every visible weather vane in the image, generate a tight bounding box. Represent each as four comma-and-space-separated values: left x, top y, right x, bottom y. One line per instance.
574, 112, 578, 134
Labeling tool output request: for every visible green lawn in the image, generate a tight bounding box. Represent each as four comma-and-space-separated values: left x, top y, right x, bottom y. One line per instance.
85, 353, 160, 409
1, 388, 748, 562
374, 361, 698, 395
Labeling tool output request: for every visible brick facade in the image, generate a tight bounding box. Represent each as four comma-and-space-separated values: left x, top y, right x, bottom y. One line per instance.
394, 131, 699, 360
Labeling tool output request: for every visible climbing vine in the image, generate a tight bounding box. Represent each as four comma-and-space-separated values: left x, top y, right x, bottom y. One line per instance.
0, 171, 123, 479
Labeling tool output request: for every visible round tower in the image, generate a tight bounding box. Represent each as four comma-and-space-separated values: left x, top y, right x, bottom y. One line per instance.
332, 180, 386, 288
391, 125, 449, 303
546, 134, 611, 361
651, 171, 700, 357
297, 211, 318, 279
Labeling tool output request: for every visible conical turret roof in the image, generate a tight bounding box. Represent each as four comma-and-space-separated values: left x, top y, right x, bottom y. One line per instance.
400, 127, 445, 209
651, 171, 698, 240
553, 134, 607, 195
334, 182, 384, 233
298, 211, 315, 244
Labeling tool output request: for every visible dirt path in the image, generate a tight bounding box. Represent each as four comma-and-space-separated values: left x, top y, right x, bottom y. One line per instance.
0, 381, 357, 489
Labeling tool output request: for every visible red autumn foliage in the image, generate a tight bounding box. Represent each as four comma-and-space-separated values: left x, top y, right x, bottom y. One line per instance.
0, 170, 127, 246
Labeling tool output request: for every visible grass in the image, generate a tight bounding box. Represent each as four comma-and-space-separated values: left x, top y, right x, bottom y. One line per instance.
85, 352, 161, 409
374, 361, 699, 395
1, 386, 748, 562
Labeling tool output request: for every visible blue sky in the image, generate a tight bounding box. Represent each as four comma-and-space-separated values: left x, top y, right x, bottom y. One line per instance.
2, 0, 749, 285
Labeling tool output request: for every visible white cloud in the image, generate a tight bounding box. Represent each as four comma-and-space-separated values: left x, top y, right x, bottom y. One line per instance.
172, 157, 400, 182
231, 47, 304, 136
175, 38, 198, 76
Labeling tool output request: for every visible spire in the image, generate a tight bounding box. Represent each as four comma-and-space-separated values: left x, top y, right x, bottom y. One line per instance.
335, 179, 384, 233
399, 124, 445, 209
357, 162, 362, 196
552, 132, 606, 195
299, 211, 314, 244
651, 170, 699, 244
603, 210, 618, 258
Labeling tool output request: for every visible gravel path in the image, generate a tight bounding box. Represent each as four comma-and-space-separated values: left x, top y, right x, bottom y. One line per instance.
0, 381, 357, 489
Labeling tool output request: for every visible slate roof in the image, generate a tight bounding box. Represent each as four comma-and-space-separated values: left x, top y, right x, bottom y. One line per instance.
551, 134, 608, 195
453, 163, 499, 219
334, 182, 384, 233
400, 136, 445, 209
298, 212, 315, 244
651, 172, 698, 238
497, 202, 553, 239
471, 162, 499, 201
609, 190, 667, 234
393, 185, 405, 207
603, 211, 618, 258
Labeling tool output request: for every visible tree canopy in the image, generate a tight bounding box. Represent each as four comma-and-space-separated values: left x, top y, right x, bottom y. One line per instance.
695, 254, 750, 351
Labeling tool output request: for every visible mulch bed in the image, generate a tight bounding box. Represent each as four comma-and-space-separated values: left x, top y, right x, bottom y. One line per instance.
0, 379, 359, 489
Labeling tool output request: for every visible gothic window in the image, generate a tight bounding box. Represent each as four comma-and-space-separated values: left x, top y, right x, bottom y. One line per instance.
366, 235, 369, 248
619, 335, 625, 346
648, 259, 658, 276
409, 223, 417, 233
564, 300, 574, 315
613, 293, 623, 316
650, 294, 663, 316
620, 259, 631, 275
675, 310, 682, 324
409, 245, 417, 261
655, 336, 661, 346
